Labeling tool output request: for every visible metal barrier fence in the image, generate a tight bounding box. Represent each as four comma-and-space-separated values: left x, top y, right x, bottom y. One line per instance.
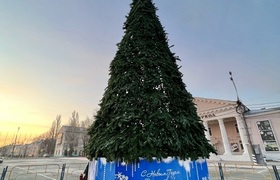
273, 165, 280, 180
207, 162, 221, 180
64, 163, 86, 180
223, 162, 273, 180
208, 161, 280, 180
1, 166, 8, 180
0, 163, 86, 180
1, 161, 279, 179
6, 164, 61, 180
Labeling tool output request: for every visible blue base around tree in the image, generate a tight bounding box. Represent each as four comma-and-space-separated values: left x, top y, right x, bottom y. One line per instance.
88, 157, 209, 180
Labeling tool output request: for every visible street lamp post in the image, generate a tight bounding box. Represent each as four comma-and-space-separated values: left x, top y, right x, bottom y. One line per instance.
11, 127, 20, 158
229, 72, 256, 164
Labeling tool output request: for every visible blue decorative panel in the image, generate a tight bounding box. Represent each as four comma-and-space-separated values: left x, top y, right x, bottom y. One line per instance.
89, 157, 209, 180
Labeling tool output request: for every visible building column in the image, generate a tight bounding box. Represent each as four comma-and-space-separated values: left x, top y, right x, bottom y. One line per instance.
235, 115, 250, 155
203, 121, 211, 141
218, 118, 232, 155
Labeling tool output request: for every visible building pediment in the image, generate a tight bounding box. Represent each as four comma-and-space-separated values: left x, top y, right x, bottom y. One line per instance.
194, 97, 237, 119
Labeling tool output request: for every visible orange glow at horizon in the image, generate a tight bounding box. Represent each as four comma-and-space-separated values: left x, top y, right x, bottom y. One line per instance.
0, 88, 56, 147
0, 128, 44, 146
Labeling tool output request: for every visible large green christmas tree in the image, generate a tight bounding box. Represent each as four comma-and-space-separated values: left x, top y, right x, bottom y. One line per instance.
87, 0, 216, 163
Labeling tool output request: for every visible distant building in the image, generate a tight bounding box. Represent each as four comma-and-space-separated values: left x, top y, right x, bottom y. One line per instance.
25, 141, 44, 157
54, 126, 88, 157
0, 144, 13, 157
0, 141, 43, 157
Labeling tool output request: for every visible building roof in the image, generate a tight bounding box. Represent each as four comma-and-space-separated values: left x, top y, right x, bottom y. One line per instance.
194, 97, 237, 114
245, 107, 280, 116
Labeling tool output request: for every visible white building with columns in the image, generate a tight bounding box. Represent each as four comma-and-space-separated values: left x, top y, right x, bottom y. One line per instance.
195, 97, 253, 162
196, 97, 280, 162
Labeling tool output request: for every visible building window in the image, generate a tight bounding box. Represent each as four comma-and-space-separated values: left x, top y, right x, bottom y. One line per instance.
235, 124, 239, 133
208, 127, 212, 136
257, 120, 279, 151
239, 140, 243, 150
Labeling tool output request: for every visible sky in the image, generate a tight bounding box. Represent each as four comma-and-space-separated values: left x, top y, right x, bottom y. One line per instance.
1, 0, 280, 146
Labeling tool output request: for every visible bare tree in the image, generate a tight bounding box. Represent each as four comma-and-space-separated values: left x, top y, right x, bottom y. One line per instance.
80, 117, 94, 155
65, 111, 80, 156
46, 115, 62, 155
33, 115, 62, 156
33, 132, 48, 141
48, 121, 56, 140
54, 115, 61, 139
80, 117, 93, 128
68, 111, 80, 127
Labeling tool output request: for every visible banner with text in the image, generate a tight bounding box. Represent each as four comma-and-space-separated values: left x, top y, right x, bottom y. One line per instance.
89, 157, 209, 180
